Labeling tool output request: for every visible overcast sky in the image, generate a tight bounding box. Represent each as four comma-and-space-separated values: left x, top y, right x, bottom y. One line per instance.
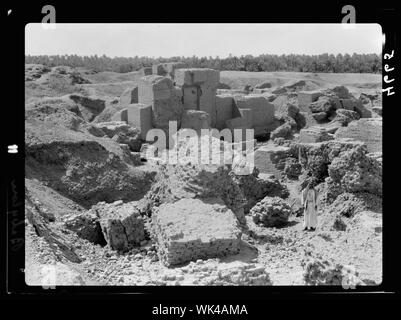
25, 23, 382, 58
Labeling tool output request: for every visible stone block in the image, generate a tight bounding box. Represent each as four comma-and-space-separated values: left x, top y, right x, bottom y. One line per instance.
234, 95, 275, 127
126, 103, 153, 140
215, 95, 234, 130
152, 198, 242, 266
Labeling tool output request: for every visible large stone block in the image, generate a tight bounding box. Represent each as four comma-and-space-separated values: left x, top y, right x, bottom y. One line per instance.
334, 118, 382, 153
234, 95, 275, 128
138, 75, 184, 129
152, 198, 242, 266
215, 95, 234, 130
98, 202, 145, 252
126, 103, 153, 140
174, 68, 220, 87
298, 91, 322, 107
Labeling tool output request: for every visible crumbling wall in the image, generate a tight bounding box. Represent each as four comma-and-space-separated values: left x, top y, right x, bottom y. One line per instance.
138, 75, 184, 131
152, 198, 242, 266
175, 68, 220, 127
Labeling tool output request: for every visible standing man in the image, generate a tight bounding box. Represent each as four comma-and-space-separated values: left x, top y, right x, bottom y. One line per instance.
301, 179, 318, 231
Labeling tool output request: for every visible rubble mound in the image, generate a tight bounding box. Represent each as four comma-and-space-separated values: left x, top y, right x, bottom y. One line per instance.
250, 196, 292, 227
232, 170, 290, 213
152, 198, 242, 266
327, 145, 382, 197
25, 64, 51, 81
326, 192, 382, 218
68, 94, 106, 122
63, 211, 106, 245
299, 126, 334, 143
87, 121, 142, 152
334, 118, 382, 153
297, 139, 367, 182
302, 255, 363, 286
93, 99, 126, 123
144, 135, 249, 223
272, 80, 319, 95
25, 102, 155, 207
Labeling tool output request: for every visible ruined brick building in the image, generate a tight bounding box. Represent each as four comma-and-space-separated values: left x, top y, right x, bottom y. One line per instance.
113, 62, 276, 148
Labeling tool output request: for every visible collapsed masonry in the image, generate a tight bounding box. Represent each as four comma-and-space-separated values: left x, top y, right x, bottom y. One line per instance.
113, 64, 276, 148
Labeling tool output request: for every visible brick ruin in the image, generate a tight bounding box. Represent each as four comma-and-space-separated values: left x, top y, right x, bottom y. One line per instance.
113, 62, 276, 148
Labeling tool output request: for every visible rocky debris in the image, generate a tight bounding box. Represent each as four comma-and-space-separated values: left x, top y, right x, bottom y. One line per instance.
297, 139, 367, 183
331, 109, 360, 126
299, 126, 334, 143
250, 196, 292, 227
26, 191, 82, 263
270, 123, 292, 140
152, 198, 242, 266
254, 143, 297, 179
242, 84, 253, 93
144, 135, 248, 223
91, 201, 146, 252
25, 64, 51, 81
334, 118, 382, 153
217, 82, 231, 89
372, 106, 382, 117
272, 80, 319, 95
148, 259, 272, 285
331, 86, 351, 99
309, 96, 338, 122
205, 261, 272, 285
69, 94, 106, 122
63, 210, 106, 245
255, 81, 272, 89
25, 102, 155, 208
302, 255, 359, 285
327, 144, 382, 198
93, 99, 126, 123
283, 158, 302, 179
231, 170, 289, 213
354, 101, 372, 118
88, 121, 142, 152
332, 215, 347, 231
326, 192, 382, 218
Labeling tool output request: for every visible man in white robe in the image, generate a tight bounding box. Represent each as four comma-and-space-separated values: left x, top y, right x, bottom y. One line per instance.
301, 182, 318, 231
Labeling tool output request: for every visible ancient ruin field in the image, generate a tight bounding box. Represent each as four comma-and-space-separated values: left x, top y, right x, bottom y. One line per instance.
25, 64, 382, 286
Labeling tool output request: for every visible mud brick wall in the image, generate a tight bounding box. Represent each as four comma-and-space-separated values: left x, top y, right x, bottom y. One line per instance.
234, 95, 275, 128
126, 103, 153, 140
152, 198, 242, 266
215, 95, 234, 130
175, 68, 220, 128
138, 75, 184, 130
99, 204, 145, 252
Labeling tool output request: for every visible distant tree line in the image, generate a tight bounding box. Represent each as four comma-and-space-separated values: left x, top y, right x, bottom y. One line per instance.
25, 53, 381, 73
